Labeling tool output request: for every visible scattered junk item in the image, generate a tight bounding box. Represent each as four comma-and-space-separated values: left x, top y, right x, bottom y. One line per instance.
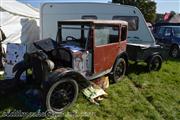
169, 14, 180, 23
0, 43, 26, 95
83, 76, 110, 105
82, 83, 108, 105
12, 19, 128, 114
4, 43, 26, 80
163, 12, 180, 23
92, 76, 109, 90
40, 2, 168, 72
0, 71, 4, 75
0, 28, 6, 69
146, 22, 153, 31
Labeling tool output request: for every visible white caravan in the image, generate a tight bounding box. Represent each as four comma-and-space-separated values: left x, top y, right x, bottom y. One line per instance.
40, 2, 155, 45
40, 3, 167, 71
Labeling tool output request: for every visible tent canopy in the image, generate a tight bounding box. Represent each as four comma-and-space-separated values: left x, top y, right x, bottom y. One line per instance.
0, 0, 40, 51
0, 0, 39, 18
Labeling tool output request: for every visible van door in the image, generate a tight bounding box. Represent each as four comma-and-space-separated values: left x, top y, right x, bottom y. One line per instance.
156, 27, 166, 44
93, 25, 120, 73
163, 27, 173, 47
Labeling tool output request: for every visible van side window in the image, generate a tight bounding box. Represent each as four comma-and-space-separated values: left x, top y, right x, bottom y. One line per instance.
82, 15, 97, 20
95, 25, 119, 46
121, 26, 127, 41
113, 16, 138, 31
158, 27, 165, 36
164, 28, 172, 37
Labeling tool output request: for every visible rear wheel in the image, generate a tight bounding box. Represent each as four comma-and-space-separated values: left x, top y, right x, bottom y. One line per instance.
147, 55, 162, 72
111, 58, 126, 83
170, 45, 179, 58
45, 77, 79, 114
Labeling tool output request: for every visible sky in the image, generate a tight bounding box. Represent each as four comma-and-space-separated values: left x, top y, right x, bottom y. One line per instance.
16, 0, 180, 14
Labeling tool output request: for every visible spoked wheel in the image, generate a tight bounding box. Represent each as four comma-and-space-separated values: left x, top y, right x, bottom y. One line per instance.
111, 58, 126, 83
147, 55, 162, 72
45, 78, 78, 114
170, 46, 179, 58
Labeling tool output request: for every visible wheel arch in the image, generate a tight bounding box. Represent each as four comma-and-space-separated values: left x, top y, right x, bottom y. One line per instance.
171, 43, 179, 49
109, 52, 128, 83
113, 52, 128, 70
46, 68, 91, 90
145, 52, 163, 63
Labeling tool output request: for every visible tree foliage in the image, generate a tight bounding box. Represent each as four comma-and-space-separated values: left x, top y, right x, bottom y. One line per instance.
112, 0, 156, 23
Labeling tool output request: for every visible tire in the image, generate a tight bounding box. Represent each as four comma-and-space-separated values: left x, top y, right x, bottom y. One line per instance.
147, 55, 162, 72
111, 57, 126, 83
44, 77, 79, 114
170, 45, 179, 58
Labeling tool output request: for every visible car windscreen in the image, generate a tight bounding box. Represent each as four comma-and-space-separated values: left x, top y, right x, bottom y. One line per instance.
173, 27, 180, 37
59, 25, 91, 48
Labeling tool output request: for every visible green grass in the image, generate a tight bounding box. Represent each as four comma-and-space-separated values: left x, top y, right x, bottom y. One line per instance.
0, 59, 180, 120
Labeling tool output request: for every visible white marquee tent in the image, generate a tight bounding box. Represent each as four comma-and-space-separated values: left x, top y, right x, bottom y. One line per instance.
0, 0, 40, 51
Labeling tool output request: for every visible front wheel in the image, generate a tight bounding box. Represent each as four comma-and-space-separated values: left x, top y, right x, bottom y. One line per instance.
147, 55, 162, 72
45, 78, 79, 114
111, 58, 126, 83
170, 45, 179, 58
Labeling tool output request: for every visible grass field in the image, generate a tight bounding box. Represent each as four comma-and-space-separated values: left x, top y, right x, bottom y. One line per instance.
0, 59, 179, 120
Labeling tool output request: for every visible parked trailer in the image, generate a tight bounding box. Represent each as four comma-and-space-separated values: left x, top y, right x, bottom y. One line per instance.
41, 2, 167, 71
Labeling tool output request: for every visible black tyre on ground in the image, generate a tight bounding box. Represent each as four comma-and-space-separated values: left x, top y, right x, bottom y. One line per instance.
111, 57, 126, 83
147, 54, 162, 72
44, 77, 79, 114
170, 45, 179, 58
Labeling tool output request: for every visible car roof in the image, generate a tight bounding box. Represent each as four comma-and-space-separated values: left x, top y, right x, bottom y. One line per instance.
58, 19, 128, 26
155, 23, 180, 26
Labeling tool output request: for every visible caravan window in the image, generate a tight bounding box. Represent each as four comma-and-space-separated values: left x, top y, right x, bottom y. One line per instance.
113, 16, 138, 31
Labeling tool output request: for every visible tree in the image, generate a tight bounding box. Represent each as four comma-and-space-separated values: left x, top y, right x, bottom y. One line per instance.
112, 0, 156, 23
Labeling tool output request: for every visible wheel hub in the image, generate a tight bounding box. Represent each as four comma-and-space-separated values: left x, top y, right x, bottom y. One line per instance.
172, 48, 178, 57
50, 82, 75, 111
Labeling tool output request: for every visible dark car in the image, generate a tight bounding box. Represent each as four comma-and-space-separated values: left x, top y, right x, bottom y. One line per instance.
154, 25, 180, 58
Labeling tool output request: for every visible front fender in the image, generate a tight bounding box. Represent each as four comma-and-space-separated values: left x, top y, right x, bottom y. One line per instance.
45, 68, 91, 90
145, 52, 162, 63
13, 60, 30, 73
